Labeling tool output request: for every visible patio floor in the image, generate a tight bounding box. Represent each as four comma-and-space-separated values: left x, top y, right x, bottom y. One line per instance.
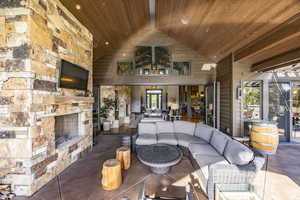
15, 135, 300, 200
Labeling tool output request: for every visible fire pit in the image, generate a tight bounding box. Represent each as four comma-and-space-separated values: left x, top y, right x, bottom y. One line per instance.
137, 144, 182, 174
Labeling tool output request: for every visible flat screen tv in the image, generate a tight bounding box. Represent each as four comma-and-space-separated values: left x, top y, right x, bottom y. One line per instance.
59, 60, 89, 91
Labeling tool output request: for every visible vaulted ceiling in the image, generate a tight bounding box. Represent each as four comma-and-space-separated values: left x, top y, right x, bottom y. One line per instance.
60, 0, 150, 60
61, 0, 300, 63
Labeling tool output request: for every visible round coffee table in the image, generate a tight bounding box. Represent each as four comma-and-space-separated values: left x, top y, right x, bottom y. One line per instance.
137, 144, 182, 174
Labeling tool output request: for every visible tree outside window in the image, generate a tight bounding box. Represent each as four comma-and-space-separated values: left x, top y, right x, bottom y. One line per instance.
243, 81, 262, 120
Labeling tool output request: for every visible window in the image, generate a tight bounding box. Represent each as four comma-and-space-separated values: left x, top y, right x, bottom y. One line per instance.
269, 82, 291, 140
243, 81, 262, 120
134, 46, 171, 76
117, 62, 133, 75
155, 46, 171, 68
135, 46, 152, 69
117, 47, 193, 76
173, 62, 191, 75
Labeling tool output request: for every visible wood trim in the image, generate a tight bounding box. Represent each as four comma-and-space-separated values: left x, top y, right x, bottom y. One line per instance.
258, 60, 300, 72
42, 96, 94, 104
251, 47, 300, 72
234, 13, 300, 62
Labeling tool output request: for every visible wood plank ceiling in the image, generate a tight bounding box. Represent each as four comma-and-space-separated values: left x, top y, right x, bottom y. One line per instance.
156, 0, 300, 62
60, 0, 150, 60
61, 0, 300, 63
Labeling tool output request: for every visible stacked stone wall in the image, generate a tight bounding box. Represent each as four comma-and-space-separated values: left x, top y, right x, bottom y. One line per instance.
0, 0, 93, 196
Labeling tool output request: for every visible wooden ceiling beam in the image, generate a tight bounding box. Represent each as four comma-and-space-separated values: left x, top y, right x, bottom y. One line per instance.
251, 47, 300, 72
234, 13, 300, 62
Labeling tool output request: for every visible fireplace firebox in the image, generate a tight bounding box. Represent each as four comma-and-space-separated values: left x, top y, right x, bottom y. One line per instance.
55, 113, 79, 146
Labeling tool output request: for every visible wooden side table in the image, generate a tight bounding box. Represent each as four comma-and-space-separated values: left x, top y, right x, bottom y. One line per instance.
101, 159, 122, 190
116, 146, 131, 170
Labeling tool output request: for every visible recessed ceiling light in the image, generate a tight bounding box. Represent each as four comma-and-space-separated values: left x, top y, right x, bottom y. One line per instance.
105, 41, 109, 46
75, 4, 81, 10
122, 53, 126, 57
180, 16, 189, 25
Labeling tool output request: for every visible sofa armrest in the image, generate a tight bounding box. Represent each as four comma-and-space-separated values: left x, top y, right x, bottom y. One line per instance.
210, 149, 265, 183
206, 150, 265, 200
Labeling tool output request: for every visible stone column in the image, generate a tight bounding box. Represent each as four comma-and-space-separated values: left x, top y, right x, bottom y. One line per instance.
0, 0, 93, 196
0, 1, 33, 196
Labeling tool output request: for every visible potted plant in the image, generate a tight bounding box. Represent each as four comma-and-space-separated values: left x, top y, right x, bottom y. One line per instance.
99, 98, 115, 131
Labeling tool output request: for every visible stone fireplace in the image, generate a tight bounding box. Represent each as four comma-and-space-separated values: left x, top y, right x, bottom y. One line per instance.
55, 113, 80, 146
0, 0, 93, 196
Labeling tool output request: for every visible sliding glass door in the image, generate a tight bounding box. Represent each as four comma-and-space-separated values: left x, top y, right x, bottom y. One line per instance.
291, 82, 300, 142
269, 82, 291, 142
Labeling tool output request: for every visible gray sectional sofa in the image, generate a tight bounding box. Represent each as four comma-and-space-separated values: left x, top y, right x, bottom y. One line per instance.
135, 121, 265, 200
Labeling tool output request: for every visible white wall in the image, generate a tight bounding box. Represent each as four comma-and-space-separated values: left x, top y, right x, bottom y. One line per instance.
131, 86, 142, 113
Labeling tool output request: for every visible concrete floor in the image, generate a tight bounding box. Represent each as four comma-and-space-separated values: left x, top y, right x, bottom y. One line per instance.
263, 144, 300, 200
14, 135, 300, 200
291, 130, 300, 143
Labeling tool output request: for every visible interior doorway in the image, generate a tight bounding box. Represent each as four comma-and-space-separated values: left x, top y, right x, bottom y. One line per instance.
146, 89, 162, 110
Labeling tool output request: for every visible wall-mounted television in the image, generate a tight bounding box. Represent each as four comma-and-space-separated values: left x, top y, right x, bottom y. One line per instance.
58, 60, 89, 91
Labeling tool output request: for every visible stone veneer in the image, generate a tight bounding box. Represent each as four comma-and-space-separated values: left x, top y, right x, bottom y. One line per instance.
0, 0, 93, 196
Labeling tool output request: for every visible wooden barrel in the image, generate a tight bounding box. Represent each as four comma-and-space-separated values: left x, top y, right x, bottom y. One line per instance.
250, 121, 279, 154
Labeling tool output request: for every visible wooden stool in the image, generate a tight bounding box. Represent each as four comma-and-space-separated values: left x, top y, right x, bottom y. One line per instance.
101, 159, 122, 190
116, 146, 131, 170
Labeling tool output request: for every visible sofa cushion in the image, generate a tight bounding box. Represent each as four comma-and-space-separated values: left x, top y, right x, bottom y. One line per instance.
194, 124, 214, 143
174, 121, 196, 136
136, 134, 157, 145
193, 154, 228, 193
189, 143, 220, 157
224, 139, 254, 165
210, 130, 231, 155
176, 133, 207, 147
138, 123, 157, 135
157, 134, 178, 145
156, 121, 174, 134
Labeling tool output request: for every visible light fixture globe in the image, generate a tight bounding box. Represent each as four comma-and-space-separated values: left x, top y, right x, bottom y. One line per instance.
75, 4, 81, 10
180, 16, 189, 25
